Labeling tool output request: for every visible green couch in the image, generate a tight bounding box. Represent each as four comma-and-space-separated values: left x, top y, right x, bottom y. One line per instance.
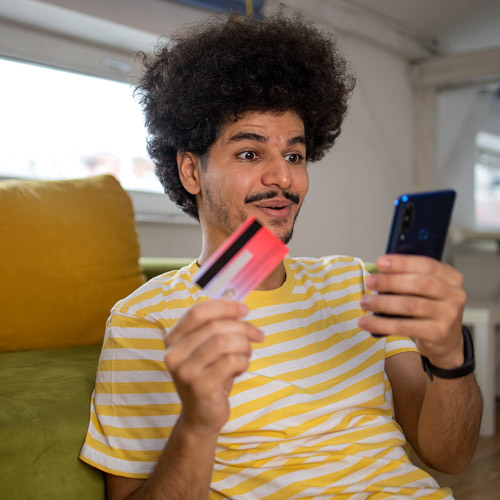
0, 175, 192, 500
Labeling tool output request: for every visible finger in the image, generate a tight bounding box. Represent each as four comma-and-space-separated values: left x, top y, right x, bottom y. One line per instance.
205, 354, 251, 384
165, 322, 260, 371
174, 340, 253, 385
360, 293, 444, 319
376, 254, 463, 288
167, 299, 249, 345
358, 314, 437, 339
365, 272, 451, 300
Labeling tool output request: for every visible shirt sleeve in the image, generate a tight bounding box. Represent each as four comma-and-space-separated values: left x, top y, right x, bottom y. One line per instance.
79, 311, 179, 478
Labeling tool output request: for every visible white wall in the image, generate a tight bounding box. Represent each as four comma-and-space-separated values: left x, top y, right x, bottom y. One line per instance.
288, 32, 414, 260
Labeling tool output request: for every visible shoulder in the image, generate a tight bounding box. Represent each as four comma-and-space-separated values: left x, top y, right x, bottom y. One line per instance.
112, 260, 201, 318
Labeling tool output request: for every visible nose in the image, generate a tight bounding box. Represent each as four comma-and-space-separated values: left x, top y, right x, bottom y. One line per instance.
261, 154, 292, 189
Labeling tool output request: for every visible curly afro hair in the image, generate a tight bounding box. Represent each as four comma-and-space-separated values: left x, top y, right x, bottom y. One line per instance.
135, 11, 355, 220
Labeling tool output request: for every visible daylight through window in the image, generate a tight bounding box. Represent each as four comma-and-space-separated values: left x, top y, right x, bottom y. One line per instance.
0, 57, 162, 193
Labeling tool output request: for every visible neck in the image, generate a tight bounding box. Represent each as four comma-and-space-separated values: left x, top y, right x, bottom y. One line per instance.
255, 261, 286, 291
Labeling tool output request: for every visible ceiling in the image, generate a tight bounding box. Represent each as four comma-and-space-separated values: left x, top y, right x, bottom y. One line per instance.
344, 0, 500, 54
0, 0, 499, 57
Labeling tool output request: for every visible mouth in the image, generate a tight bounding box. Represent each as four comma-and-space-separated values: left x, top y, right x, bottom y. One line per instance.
254, 199, 293, 219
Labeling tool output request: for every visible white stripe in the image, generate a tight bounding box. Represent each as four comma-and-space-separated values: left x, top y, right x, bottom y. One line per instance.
87, 419, 168, 451
97, 413, 178, 429
97, 370, 170, 383
98, 348, 165, 362
80, 443, 157, 476
95, 391, 179, 406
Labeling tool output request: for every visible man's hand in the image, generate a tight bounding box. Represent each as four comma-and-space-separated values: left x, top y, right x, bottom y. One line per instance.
164, 299, 264, 436
357, 254, 467, 369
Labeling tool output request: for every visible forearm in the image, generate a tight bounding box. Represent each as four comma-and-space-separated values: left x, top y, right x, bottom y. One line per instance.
415, 373, 482, 473
128, 418, 218, 500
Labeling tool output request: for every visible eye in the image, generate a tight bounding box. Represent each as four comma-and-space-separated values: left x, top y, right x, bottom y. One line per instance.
237, 150, 258, 161
284, 153, 304, 164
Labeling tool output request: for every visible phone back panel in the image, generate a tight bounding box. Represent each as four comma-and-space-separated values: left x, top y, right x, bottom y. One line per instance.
386, 190, 456, 261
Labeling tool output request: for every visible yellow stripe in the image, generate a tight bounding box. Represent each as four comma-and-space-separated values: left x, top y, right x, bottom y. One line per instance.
95, 380, 176, 394
79, 455, 150, 480
83, 433, 163, 462
97, 359, 165, 372
103, 337, 165, 350
109, 314, 161, 329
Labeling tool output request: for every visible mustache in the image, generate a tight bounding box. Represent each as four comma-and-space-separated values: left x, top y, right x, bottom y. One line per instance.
244, 190, 300, 205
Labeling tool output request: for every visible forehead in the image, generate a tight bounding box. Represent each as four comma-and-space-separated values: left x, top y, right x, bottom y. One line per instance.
218, 110, 305, 141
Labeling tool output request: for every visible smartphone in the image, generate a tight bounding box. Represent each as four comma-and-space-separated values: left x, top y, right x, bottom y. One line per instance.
385, 189, 456, 260
371, 189, 456, 333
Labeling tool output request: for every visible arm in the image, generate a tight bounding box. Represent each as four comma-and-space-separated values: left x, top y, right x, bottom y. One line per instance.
358, 255, 482, 474
385, 351, 482, 473
107, 299, 264, 500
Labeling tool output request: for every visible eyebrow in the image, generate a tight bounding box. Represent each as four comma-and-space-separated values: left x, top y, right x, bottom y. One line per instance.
228, 132, 306, 146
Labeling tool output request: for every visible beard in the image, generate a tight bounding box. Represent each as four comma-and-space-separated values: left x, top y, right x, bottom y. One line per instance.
204, 185, 300, 245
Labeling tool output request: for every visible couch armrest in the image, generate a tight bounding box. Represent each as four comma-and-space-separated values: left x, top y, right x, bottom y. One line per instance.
139, 256, 194, 281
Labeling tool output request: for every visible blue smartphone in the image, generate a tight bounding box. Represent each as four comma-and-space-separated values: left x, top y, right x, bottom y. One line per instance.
385, 189, 456, 260
371, 189, 456, 334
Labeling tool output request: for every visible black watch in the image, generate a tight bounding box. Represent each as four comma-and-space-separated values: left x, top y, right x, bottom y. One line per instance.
421, 325, 475, 381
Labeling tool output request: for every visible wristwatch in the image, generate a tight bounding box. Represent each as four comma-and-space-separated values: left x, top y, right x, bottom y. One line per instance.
421, 325, 475, 381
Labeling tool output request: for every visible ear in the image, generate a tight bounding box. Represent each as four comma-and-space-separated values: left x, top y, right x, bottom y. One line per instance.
177, 152, 201, 195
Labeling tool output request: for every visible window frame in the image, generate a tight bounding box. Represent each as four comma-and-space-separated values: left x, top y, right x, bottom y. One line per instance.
0, 18, 195, 225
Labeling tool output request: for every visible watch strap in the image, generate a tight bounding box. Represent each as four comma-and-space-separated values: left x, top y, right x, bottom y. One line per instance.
421, 325, 475, 381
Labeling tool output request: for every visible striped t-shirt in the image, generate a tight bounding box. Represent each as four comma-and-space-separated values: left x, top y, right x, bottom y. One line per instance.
80, 255, 453, 499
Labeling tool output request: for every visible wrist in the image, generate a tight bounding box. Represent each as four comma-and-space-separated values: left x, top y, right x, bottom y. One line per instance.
421, 326, 475, 381
176, 413, 221, 443
426, 334, 464, 370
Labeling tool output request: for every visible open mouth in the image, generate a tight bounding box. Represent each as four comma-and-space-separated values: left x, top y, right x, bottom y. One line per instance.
256, 203, 292, 218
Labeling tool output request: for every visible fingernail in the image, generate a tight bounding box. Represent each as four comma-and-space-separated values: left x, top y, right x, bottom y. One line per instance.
366, 275, 376, 288
358, 316, 367, 328
377, 257, 391, 270
360, 295, 370, 308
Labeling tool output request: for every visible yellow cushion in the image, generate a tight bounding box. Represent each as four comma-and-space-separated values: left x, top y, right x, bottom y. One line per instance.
0, 175, 145, 352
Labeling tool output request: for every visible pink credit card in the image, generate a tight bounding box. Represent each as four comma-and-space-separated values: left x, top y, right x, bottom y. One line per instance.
194, 217, 288, 301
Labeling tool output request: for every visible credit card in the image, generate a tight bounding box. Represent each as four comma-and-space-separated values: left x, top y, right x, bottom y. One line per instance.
194, 216, 288, 301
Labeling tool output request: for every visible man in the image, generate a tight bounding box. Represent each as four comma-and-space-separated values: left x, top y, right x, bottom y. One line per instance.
80, 11, 482, 500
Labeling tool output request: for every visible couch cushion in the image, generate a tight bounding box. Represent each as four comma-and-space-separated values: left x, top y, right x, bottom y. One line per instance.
0, 175, 145, 352
0, 345, 105, 500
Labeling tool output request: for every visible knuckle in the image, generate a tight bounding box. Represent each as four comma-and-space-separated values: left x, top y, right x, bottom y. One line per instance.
186, 305, 202, 323
227, 353, 250, 372
434, 322, 448, 340
409, 297, 426, 316
455, 288, 467, 307
164, 349, 177, 370
176, 363, 193, 383
211, 333, 228, 351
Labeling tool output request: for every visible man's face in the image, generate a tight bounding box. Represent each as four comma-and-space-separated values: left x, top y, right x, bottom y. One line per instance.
194, 110, 309, 247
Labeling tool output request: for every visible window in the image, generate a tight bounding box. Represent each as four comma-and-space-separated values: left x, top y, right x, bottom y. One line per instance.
0, 57, 162, 194
0, 18, 192, 224
474, 131, 500, 227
